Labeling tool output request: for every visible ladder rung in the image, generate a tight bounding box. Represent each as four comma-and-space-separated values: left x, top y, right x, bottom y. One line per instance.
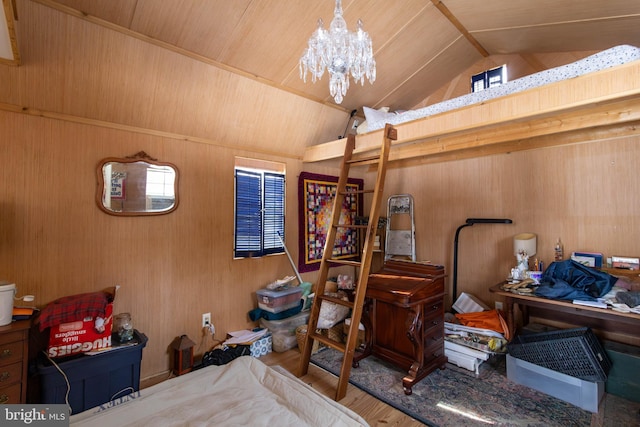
327, 258, 362, 267
347, 154, 380, 165
339, 189, 374, 195
309, 331, 346, 353
318, 294, 354, 309
333, 224, 368, 229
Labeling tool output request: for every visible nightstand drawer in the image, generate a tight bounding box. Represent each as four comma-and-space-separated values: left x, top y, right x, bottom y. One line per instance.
0, 341, 24, 367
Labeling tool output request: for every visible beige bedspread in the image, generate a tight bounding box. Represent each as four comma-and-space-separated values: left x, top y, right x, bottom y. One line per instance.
70, 356, 368, 426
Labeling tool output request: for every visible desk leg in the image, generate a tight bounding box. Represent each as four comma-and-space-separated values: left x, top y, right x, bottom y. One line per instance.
505, 298, 515, 339
520, 304, 529, 327
402, 305, 423, 395
352, 298, 373, 368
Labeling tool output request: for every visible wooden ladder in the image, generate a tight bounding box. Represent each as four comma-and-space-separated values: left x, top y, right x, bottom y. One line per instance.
298, 124, 396, 401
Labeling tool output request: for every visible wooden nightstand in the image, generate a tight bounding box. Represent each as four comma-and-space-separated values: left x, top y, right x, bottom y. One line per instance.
0, 320, 30, 404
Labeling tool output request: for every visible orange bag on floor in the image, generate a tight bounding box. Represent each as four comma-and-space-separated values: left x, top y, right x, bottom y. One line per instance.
454, 309, 511, 340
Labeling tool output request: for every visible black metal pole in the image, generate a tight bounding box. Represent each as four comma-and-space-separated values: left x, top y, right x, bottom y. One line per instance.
452, 223, 473, 304
452, 218, 512, 308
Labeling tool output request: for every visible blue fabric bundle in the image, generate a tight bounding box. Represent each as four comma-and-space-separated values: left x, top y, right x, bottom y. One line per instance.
535, 259, 616, 301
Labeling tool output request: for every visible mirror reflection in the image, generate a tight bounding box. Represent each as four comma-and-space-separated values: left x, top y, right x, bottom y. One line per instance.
97, 152, 179, 216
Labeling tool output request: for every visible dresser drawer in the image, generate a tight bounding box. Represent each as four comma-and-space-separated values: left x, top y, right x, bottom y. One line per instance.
0, 361, 22, 387
0, 330, 27, 346
0, 340, 24, 367
0, 382, 22, 404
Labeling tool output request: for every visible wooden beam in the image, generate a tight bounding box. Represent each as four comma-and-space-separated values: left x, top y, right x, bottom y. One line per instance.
384, 120, 640, 169
386, 97, 640, 162
0, 101, 301, 160
431, 0, 489, 57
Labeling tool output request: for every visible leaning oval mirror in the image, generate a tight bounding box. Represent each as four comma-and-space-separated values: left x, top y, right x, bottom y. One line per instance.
97, 151, 179, 216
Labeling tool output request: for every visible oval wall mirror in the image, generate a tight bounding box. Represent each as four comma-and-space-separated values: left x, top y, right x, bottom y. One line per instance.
97, 151, 179, 216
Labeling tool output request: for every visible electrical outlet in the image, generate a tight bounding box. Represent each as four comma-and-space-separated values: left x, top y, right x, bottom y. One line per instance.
202, 312, 211, 328
495, 301, 503, 311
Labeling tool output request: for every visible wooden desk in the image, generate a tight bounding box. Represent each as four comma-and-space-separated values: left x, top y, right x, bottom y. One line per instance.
353, 261, 447, 395
490, 283, 640, 339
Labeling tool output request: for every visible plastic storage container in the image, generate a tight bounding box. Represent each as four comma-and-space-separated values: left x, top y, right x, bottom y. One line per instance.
507, 354, 604, 413
260, 311, 310, 352
256, 286, 303, 313
259, 311, 309, 335
507, 327, 611, 381
38, 330, 147, 414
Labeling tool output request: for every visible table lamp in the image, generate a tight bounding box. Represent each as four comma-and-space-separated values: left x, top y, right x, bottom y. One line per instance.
513, 233, 536, 278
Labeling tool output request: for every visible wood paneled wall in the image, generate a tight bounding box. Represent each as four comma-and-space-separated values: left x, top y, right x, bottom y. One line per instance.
0, 109, 347, 379
1, 0, 639, 382
3, 106, 639, 380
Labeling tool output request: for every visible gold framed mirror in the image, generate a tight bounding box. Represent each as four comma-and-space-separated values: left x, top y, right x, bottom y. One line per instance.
96, 151, 179, 216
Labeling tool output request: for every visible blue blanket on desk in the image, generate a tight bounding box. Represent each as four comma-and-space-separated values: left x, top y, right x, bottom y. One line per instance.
535, 260, 616, 301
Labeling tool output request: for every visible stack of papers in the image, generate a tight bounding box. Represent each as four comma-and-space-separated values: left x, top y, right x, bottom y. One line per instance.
225, 328, 268, 345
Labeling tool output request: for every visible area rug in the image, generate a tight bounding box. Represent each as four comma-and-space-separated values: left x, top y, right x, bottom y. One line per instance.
310, 348, 636, 427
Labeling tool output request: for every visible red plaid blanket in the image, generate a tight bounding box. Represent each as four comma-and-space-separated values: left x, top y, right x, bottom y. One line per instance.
39, 288, 115, 331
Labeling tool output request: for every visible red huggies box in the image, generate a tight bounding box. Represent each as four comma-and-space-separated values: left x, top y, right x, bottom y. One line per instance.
47, 303, 113, 358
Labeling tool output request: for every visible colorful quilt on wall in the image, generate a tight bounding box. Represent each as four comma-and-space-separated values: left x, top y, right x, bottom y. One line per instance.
298, 172, 363, 273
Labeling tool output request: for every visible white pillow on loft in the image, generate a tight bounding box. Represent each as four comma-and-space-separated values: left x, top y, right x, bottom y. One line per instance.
363, 106, 405, 132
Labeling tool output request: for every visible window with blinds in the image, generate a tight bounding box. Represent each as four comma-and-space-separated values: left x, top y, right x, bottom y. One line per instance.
471, 64, 507, 92
234, 158, 285, 258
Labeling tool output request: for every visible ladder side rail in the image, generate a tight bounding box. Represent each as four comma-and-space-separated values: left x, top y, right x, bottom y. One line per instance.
335, 124, 395, 400
298, 135, 356, 376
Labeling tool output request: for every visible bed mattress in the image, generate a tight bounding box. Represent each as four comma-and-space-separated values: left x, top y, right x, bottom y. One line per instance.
364, 44, 640, 132
70, 356, 368, 426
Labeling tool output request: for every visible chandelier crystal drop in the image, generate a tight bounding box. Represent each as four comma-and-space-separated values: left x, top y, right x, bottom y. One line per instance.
299, 0, 376, 104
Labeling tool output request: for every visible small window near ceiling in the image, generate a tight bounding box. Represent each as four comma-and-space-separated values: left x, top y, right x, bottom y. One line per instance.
471, 64, 507, 92
234, 157, 286, 259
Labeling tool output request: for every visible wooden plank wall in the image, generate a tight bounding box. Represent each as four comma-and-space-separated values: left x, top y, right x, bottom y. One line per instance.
0, 109, 348, 379
1, 1, 639, 383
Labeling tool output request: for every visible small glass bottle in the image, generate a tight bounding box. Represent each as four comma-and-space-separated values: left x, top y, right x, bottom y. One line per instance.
554, 238, 564, 262
114, 312, 134, 343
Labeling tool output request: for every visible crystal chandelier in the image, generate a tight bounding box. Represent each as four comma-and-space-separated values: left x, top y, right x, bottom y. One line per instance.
299, 0, 376, 104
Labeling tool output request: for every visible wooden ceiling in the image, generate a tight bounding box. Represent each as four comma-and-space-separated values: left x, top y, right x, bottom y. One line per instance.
39, 0, 640, 113
2, 1, 640, 157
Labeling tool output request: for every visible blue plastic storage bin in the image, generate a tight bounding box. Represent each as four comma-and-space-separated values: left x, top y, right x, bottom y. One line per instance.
38, 330, 147, 414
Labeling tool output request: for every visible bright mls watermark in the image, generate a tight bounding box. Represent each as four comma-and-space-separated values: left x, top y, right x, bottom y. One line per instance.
2, 405, 68, 426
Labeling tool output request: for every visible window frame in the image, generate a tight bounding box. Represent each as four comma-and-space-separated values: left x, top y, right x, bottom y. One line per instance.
471, 64, 507, 92
234, 161, 285, 259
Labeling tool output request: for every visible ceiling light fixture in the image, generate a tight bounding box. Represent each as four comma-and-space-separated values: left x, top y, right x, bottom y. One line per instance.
299, 0, 376, 104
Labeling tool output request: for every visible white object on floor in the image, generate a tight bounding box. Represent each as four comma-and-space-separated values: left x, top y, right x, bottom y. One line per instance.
444, 348, 483, 375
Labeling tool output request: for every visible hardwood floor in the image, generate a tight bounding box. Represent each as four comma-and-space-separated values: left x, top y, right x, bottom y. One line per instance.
260, 349, 424, 427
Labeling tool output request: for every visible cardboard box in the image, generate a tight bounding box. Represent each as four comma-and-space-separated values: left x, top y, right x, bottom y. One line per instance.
612, 256, 639, 270
47, 302, 113, 358
507, 354, 604, 412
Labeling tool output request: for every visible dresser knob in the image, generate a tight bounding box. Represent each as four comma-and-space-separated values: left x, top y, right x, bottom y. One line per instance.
0, 394, 8, 404
0, 371, 9, 382
0, 349, 11, 358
